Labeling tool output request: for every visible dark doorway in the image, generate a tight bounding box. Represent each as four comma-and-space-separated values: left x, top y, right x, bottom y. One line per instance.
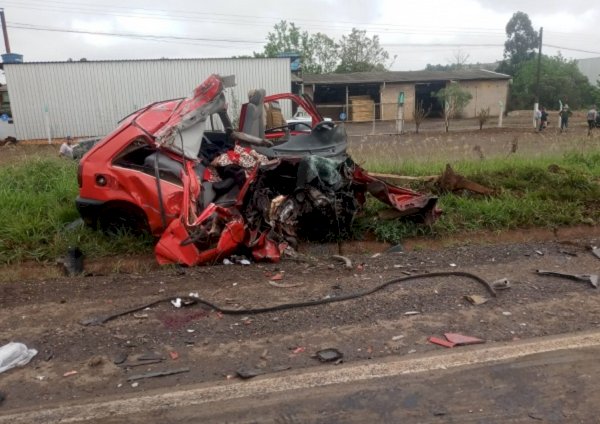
415, 81, 446, 118
313, 83, 382, 120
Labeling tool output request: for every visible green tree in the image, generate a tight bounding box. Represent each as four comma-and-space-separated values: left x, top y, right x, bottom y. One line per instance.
336, 28, 389, 73
497, 11, 539, 75
304, 33, 339, 74
434, 82, 473, 132
259, 20, 309, 58
510, 54, 595, 110
255, 21, 338, 74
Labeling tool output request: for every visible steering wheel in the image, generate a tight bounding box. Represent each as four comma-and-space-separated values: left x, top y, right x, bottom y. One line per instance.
313, 120, 336, 131
265, 122, 313, 133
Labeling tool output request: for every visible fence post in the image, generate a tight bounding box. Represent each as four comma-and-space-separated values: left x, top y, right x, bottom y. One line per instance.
44, 104, 52, 144
498, 101, 504, 128
371, 102, 376, 135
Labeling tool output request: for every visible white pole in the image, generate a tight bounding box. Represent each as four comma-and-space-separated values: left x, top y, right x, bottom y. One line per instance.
557, 100, 562, 128
371, 102, 376, 135
399, 104, 404, 134
533, 102, 539, 129
498, 101, 504, 128
44, 104, 52, 144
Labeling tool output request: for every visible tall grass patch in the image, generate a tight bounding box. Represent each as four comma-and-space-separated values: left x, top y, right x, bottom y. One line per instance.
0, 158, 151, 264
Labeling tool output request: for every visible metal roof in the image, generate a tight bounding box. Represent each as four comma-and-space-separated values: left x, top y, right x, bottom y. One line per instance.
302, 69, 511, 85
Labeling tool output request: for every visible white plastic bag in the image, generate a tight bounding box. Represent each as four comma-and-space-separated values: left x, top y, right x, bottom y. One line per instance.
0, 342, 38, 374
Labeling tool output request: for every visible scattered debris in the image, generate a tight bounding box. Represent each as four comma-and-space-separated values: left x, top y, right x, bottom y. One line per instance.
171, 298, 183, 308
384, 244, 404, 254
133, 313, 148, 319
492, 278, 511, 290
131, 382, 139, 388
292, 347, 305, 354
236, 367, 264, 379
591, 247, 600, 260
80, 271, 496, 326
404, 311, 421, 316
534, 250, 544, 256
189, 292, 200, 298
127, 368, 190, 382
436, 164, 494, 195
58, 246, 85, 277
332, 255, 352, 269
449, 263, 457, 267
270, 273, 284, 281
315, 348, 343, 363
428, 333, 485, 348
169, 351, 179, 360
559, 249, 577, 257
113, 352, 128, 365
536, 269, 598, 288
63, 370, 78, 377
138, 353, 165, 361
223, 259, 233, 265
444, 333, 485, 346
268, 280, 304, 288
502, 311, 512, 316
119, 359, 164, 368
428, 337, 456, 348
371, 253, 382, 258
0, 342, 38, 374
87, 356, 104, 367
392, 335, 405, 341
465, 294, 489, 305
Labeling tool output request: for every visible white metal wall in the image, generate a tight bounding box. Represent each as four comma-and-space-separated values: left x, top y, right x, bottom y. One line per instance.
577, 57, 600, 85
4, 58, 291, 140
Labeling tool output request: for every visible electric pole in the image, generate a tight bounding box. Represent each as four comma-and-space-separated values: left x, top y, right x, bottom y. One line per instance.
535, 27, 543, 103
0, 9, 10, 54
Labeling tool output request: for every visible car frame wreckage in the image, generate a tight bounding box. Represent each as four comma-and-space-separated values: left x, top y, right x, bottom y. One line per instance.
76, 74, 440, 266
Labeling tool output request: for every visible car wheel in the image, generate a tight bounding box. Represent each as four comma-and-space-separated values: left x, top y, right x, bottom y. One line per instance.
97, 202, 150, 236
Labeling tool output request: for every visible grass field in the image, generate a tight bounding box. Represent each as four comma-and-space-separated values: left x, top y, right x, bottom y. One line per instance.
0, 137, 599, 264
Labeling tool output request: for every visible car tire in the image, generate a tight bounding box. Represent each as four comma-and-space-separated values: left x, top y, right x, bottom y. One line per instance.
97, 202, 150, 236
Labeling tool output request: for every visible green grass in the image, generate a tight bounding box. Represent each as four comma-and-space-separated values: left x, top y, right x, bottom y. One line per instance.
0, 157, 152, 264
1, 148, 599, 264
356, 149, 600, 245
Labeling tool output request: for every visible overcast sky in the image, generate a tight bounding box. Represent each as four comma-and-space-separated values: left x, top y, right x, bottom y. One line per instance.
2, 0, 599, 70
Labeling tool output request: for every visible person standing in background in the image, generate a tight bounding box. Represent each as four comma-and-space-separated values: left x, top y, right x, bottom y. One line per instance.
559, 105, 570, 133
539, 107, 548, 131
587, 106, 597, 136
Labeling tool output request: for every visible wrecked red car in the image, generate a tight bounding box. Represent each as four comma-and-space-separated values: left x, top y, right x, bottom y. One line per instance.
76, 74, 439, 266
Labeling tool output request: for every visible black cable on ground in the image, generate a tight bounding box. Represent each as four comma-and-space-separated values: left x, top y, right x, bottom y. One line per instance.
80, 271, 496, 326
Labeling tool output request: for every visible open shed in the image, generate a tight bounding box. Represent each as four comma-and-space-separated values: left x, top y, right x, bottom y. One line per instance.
301, 69, 511, 122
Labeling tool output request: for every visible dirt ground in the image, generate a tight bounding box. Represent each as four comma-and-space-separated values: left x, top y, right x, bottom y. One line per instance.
1, 227, 599, 412
1, 124, 600, 416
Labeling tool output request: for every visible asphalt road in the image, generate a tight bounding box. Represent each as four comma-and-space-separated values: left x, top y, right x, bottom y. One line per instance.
3, 330, 600, 423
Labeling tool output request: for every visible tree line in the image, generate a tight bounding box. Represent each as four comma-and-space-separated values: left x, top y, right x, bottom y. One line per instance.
256, 14, 600, 111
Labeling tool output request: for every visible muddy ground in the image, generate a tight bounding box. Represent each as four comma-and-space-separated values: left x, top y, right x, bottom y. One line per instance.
1, 228, 599, 412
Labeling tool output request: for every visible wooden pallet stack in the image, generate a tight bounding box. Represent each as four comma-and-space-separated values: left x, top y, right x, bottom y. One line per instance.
350, 96, 374, 122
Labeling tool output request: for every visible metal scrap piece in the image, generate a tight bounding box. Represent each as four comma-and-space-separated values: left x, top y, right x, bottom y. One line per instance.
536, 270, 599, 288
126, 368, 190, 382
331, 255, 352, 269
592, 247, 600, 260
315, 348, 343, 362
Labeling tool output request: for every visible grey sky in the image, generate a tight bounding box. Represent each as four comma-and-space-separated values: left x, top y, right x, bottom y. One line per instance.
2, 0, 599, 70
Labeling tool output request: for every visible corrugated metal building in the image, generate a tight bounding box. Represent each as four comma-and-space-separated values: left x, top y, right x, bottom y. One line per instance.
4, 58, 291, 140
577, 57, 600, 85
